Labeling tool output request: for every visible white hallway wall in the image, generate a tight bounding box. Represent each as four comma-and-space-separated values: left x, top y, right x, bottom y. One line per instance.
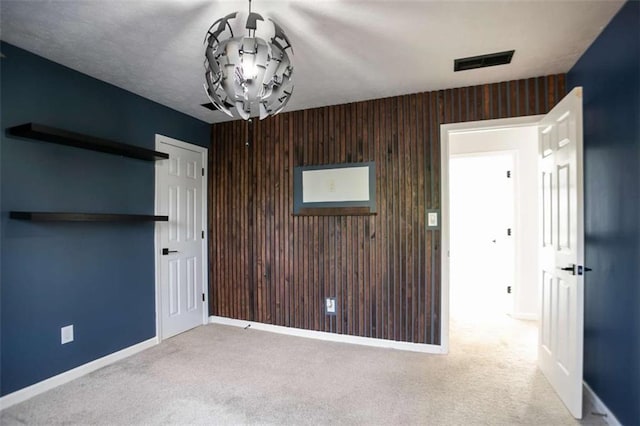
449, 126, 538, 319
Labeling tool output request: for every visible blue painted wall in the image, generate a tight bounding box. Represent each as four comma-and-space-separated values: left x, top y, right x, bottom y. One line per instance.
0, 42, 210, 396
567, 2, 640, 424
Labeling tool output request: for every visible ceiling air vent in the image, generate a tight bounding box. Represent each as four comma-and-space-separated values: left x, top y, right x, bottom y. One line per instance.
454, 50, 515, 72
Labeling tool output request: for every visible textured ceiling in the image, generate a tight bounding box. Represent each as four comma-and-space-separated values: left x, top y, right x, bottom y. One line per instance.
0, 0, 624, 124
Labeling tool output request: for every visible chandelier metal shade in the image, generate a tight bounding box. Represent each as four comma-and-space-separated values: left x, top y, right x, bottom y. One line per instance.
204, 0, 294, 121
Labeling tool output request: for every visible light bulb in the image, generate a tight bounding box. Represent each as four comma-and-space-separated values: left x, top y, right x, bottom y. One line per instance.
242, 62, 259, 81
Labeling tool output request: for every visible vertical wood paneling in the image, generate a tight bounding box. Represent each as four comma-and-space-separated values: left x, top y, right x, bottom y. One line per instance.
209, 74, 565, 344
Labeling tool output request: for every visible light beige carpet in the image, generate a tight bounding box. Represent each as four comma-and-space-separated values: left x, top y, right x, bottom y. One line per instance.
1, 315, 606, 425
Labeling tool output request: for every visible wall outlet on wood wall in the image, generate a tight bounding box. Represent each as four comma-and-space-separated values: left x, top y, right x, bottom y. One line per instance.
325, 298, 336, 315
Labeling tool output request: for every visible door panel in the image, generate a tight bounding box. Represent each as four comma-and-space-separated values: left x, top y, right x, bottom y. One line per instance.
541, 271, 552, 351
557, 164, 570, 250
186, 256, 197, 312
169, 259, 180, 316
169, 185, 179, 242
557, 277, 570, 370
186, 187, 197, 241
538, 87, 584, 419
542, 171, 553, 247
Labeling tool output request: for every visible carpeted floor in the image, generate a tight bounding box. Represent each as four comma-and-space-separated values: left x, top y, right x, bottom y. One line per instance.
1, 315, 606, 425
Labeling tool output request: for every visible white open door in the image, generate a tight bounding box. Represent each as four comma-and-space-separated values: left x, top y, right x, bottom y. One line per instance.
155, 135, 208, 340
537, 87, 584, 418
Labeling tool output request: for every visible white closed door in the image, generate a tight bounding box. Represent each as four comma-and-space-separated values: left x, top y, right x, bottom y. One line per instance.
538, 87, 584, 418
156, 136, 207, 339
449, 153, 515, 318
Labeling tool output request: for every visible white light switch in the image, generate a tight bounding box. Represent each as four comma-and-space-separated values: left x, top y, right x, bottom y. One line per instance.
61, 325, 74, 344
328, 179, 336, 193
428, 212, 438, 227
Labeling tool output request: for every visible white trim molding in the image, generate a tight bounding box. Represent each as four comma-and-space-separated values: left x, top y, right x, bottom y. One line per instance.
583, 382, 621, 426
210, 316, 445, 354
0, 337, 158, 411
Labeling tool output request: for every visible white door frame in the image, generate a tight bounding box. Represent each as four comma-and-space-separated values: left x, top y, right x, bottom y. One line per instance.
440, 115, 542, 353
154, 134, 209, 341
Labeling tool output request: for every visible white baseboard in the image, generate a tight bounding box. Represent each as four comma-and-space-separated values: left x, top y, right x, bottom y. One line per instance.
509, 312, 538, 321
209, 316, 445, 354
0, 337, 159, 411
583, 381, 621, 426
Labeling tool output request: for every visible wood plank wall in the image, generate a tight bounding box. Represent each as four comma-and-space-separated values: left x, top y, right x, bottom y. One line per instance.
209, 74, 566, 345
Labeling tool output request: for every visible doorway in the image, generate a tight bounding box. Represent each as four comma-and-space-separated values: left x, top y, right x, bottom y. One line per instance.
443, 118, 543, 416
440, 115, 542, 352
440, 89, 586, 419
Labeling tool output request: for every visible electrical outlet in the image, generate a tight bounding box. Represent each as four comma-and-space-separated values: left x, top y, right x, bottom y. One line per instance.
325, 297, 336, 315
61, 325, 74, 344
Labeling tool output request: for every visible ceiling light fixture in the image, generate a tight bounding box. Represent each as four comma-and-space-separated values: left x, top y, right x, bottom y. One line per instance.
204, 0, 294, 121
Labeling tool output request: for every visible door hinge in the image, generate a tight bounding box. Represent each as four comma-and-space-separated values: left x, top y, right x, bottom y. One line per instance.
507, 228, 512, 236
202, 293, 205, 302
507, 170, 511, 178
202, 230, 204, 239
202, 168, 205, 176
507, 285, 512, 294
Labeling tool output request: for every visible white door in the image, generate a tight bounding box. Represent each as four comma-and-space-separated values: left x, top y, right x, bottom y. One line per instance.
538, 87, 584, 418
156, 136, 208, 339
449, 153, 515, 320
